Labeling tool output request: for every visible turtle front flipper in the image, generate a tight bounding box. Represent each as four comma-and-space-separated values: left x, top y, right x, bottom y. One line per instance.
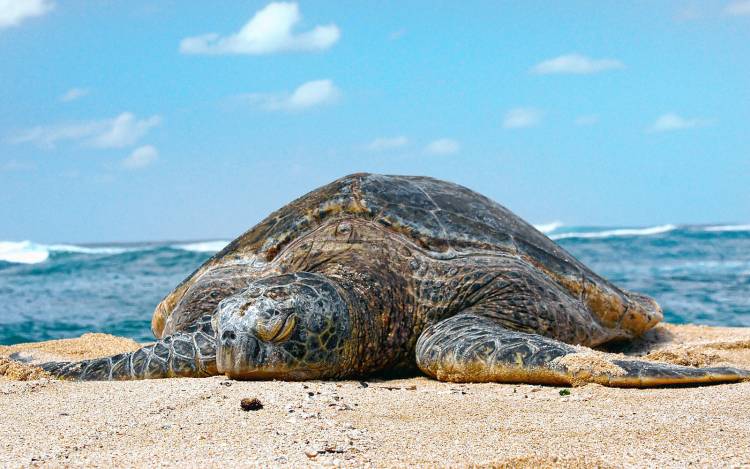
416, 313, 750, 388
42, 316, 218, 381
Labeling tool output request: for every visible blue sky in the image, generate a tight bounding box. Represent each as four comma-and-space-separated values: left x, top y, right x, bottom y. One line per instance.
1, 1, 749, 243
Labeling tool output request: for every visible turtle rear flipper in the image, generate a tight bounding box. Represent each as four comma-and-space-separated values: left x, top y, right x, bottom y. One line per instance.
42, 316, 218, 381
415, 313, 750, 388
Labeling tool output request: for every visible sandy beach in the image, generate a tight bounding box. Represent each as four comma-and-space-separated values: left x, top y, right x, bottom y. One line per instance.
1, 323, 749, 468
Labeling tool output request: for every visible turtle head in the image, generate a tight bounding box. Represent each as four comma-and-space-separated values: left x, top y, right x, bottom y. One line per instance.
214, 273, 354, 380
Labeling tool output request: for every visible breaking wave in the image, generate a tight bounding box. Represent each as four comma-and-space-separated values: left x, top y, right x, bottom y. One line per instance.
533, 221, 564, 234
0, 241, 49, 264
703, 224, 750, 233
0, 241, 128, 265
550, 224, 677, 240
0, 239, 237, 265
171, 241, 230, 253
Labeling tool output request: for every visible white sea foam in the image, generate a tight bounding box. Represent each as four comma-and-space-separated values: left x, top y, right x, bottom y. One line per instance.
47, 244, 127, 255
0, 238, 230, 264
703, 224, 750, 232
0, 240, 128, 264
172, 240, 230, 253
0, 241, 50, 264
550, 224, 677, 240
533, 221, 564, 234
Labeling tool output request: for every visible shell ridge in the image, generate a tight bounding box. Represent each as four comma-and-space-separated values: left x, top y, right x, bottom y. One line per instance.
407, 178, 456, 253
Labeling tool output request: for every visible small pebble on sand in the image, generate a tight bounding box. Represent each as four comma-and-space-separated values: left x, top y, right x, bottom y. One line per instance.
240, 397, 263, 411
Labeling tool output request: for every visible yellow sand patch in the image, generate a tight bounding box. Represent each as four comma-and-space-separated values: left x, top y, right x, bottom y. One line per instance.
645, 346, 721, 367
0, 333, 141, 362
0, 357, 49, 381
554, 351, 626, 386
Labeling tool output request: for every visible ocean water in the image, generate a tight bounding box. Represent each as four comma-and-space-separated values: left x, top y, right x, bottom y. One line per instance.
1, 224, 748, 345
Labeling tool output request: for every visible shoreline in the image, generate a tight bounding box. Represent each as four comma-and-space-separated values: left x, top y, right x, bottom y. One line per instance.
1, 323, 750, 467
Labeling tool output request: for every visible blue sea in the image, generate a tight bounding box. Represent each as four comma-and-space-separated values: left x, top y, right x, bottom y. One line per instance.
1, 224, 749, 345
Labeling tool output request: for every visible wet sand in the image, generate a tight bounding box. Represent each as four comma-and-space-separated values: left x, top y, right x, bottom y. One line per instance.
1, 324, 749, 468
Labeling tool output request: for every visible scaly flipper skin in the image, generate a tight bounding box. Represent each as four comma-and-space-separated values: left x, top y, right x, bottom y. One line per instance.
42, 316, 217, 381
416, 313, 749, 387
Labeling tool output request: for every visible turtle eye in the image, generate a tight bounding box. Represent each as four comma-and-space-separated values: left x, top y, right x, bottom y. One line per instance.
270, 314, 297, 343
256, 309, 297, 342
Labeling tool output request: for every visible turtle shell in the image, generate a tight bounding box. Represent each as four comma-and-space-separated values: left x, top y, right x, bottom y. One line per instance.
153, 173, 641, 337
211, 173, 579, 260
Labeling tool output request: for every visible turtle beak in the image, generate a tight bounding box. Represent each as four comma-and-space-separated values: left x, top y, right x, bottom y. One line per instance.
216, 328, 265, 376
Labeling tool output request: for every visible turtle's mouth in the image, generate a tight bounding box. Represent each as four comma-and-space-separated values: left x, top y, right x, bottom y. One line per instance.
216, 333, 310, 380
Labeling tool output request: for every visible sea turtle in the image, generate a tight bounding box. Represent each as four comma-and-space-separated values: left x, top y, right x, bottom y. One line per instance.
41, 173, 749, 386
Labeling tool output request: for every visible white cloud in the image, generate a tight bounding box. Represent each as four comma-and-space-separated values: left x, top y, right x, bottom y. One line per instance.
425, 138, 460, 155
0, 0, 53, 30
10, 122, 95, 148
725, 0, 750, 15
89, 113, 162, 148
10, 112, 162, 149
575, 114, 600, 126
59, 87, 89, 102
647, 113, 708, 133
366, 136, 409, 152
122, 145, 158, 169
240, 79, 340, 112
180, 2, 339, 55
532, 53, 624, 75
503, 107, 543, 129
